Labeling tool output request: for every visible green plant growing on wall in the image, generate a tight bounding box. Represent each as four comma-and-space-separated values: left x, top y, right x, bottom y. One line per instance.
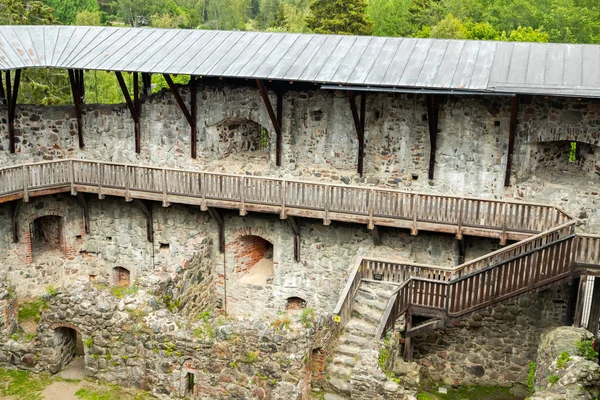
84, 338, 94, 347
556, 351, 570, 369
300, 307, 315, 328
526, 361, 536, 393
569, 142, 577, 163
18, 299, 48, 324
548, 374, 559, 384
243, 351, 260, 363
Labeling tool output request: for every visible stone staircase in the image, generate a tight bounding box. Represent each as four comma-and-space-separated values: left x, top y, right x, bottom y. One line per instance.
322, 281, 400, 399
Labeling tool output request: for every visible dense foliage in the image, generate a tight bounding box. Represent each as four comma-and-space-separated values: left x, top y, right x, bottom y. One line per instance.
2, 0, 599, 104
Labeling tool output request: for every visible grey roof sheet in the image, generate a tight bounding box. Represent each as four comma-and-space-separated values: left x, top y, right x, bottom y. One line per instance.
2, 25, 600, 97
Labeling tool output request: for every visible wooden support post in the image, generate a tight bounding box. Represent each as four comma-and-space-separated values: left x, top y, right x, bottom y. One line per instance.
163, 74, 198, 159
587, 277, 600, 338
574, 276, 587, 328
76, 193, 90, 234
425, 94, 439, 180
287, 216, 301, 262
132, 199, 153, 242
347, 91, 366, 177
371, 225, 381, 246
141, 73, 152, 100
504, 95, 519, 187
404, 310, 413, 361
256, 80, 283, 167
115, 71, 141, 154
566, 276, 581, 326
191, 76, 198, 159
457, 237, 466, 265
12, 200, 22, 243
0, 74, 5, 103
5, 69, 21, 154
68, 69, 85, 148
208, 208, 225, 253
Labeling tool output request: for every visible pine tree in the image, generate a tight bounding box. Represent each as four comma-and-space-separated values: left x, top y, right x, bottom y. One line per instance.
305, 0, 372, 35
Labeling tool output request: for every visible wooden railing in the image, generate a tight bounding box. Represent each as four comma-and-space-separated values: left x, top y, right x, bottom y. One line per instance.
575, 234, 600, 268
0, 160, 572, 242
332, 257, 364, 328
372, 222, 577, 337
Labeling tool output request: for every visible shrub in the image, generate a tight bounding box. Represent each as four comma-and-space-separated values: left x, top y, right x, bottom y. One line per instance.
300, 307, 315, 328
575, 339, 598, 361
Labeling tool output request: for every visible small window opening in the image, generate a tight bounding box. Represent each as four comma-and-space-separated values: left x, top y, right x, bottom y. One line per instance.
286, 297, 307, 310
75, 235, 82, 240
186, 372, 194, 395
494, 120, 501, 127
113, 267, 130, 287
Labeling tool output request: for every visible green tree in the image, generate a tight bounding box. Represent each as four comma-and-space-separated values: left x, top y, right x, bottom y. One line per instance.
205, 0, 250, 30
42, 0, 99, 25
368, 0, 413, 37
0, 0, 55, 25
305, 0, 372, 35
503, 26, 550, 42
429, 14, 468, 39
75, 10, 103, 25
115, 0, 162, 26
466, 22, 500, 40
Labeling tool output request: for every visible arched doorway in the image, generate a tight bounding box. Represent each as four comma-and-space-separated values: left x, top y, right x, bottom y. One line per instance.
53, 326, 84, 373
30, 215, 65, 261
530, 140, 599, 177
113, 267, 131, 287
234, 235, 274, 285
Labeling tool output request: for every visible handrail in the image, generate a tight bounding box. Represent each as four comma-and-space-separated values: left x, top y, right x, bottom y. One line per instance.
332, 257, 364, 328
369, 221, 578, 337
0, 160, 573, 241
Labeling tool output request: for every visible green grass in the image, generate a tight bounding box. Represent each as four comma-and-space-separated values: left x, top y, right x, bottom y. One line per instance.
556, 351, 571, 369
111, 285, 139, 299
18, 299, 48, 323
526, 361, 536, 393
0, 368, 54, 400
418, 385, 518, 400
575, 339, 598, 361
75, 385, 153, 400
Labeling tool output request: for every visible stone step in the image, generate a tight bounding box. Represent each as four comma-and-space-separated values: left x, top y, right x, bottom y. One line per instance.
345, 319, 376, 338
336, 344, 361, 358
331, 354, 358, 368
326, 363, 352, 379
328, 377, 352, 396
353, 295, 387, 313
359, 282, 399, 297
339, 333, 370, 348
352, 302, 385, 325
324, 392, 348, 400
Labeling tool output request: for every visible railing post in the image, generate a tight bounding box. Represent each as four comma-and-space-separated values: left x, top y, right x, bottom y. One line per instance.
200, 172, 207, 211
368, 189, 375, 230
456, 198, 463, 240
280, 180, 287, 219
161, 169, 169, 207
324, 185, 331, 226
22, 165, 29, 202
240, 177, 247, 216
500, 202, 508, 245
411, 194, 419, 236
125, 166, 132, 202
69, 160, 76, 196
97, 162, 104, 200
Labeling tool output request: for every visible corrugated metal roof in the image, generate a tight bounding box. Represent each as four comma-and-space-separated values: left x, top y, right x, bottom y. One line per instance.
1, 25, 600, 97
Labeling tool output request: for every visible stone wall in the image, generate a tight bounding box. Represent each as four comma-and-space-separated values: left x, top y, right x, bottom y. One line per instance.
0, 281, 333, 400
0, 282, 17, 340
5, 84, 598, 198
413, 284, 570, 387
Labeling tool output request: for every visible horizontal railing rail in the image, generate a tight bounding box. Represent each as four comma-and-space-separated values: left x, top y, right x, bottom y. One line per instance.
0, 160, 572, 240
575, 234, 600, 268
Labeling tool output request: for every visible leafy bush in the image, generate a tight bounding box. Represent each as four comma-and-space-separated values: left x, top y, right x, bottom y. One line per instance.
575, 339, 598, 361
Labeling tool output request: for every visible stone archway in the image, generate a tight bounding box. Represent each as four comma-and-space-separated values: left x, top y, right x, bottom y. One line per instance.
51, 324, 85, 375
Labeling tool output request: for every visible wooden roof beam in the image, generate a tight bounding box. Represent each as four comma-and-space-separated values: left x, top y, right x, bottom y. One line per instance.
163, 74, 197, 159
256, 80, 282, 167
115, 71, 141, 154
5, 70, 21, 154
68, 69, 85, 149
504, 96, 519, 187
347, 91, 366, 177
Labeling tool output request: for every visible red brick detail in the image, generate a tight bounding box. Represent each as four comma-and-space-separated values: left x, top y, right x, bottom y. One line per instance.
310, 348, 326, 381
231, 235, 272, 276
50, 322, 79, 332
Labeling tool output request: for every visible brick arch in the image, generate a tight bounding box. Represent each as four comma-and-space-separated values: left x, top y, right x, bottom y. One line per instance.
50, 322, 80, 332
527, 127, 600, 147
230, 226, 274, 244
229, 227, 275, 279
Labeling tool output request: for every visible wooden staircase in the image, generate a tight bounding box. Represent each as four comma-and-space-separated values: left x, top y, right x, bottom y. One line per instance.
334, 222, 600, 360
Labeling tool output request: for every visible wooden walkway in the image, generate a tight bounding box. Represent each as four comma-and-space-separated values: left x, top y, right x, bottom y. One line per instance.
0, 159, 572, 242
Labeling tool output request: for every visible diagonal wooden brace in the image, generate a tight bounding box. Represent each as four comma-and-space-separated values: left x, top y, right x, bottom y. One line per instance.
12, 200, 22, 243
132, 199, 153, 242
347, 91, 366, 176
163, 74, 198, 159
115, 71, 141, 154
208, 208, 225, 253
287, 216, 301, 262
256, 80, 283, 166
